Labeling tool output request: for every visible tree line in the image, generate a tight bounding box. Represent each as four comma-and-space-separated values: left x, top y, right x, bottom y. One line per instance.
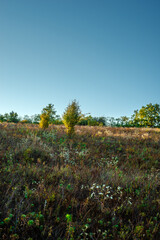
0, 102, 160, 128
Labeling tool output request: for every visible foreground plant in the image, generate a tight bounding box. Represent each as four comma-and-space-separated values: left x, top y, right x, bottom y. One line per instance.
62, 100, 81, 137
39, 113, 49, 129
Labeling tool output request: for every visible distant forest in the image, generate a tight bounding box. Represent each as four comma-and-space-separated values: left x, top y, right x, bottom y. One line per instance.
0, 103, 160, 128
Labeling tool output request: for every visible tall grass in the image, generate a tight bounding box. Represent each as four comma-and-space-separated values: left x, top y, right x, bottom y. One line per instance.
0, 123, 160, 239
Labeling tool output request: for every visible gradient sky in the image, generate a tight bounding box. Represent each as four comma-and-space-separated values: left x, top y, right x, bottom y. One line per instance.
0, 0, 160, 119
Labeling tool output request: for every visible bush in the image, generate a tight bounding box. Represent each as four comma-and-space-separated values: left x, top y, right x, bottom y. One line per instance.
20, 120, 29, 124
62, 100, 81, 137
42, 104, 56, 124
39, 113, 49, 129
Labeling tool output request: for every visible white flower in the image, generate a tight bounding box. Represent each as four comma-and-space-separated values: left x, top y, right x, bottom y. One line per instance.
90, 192, 95, 198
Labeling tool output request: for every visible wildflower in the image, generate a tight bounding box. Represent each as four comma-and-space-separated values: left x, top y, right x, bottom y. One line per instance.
90, 192, 95, 198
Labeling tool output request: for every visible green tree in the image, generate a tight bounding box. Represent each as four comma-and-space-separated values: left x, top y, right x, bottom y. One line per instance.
22, 115, 32, 123
62, 100, 81, 137
4, 111, 20, 123
41, 104, 56, 124
52, 115, 63, 125
131, 103, 160, 127
0, 114, 5, 122
120, 116, 130, 127
106, 117, 117, 127
78, 114, 106, 126
31, 114, 41, 124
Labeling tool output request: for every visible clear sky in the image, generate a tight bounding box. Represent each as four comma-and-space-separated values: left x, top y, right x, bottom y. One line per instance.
0, 0, 160, 119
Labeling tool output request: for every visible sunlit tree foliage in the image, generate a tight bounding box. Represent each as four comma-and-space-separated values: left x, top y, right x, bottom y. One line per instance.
62, 100, 81, 137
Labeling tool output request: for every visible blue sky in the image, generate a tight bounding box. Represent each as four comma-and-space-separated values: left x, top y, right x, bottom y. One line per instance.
0, 0, 160, 118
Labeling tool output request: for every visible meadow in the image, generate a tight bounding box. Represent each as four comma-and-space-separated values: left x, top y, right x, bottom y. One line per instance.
0, 123, 160, 239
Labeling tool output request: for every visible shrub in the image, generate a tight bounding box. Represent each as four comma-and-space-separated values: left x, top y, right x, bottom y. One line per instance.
39, 113, 49, 129
62, 100, 81, 137
41, 104, 56, 124
20, 120, 30, 124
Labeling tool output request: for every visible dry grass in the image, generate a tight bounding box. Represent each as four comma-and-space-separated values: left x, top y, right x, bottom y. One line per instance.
0, 123, 160, 239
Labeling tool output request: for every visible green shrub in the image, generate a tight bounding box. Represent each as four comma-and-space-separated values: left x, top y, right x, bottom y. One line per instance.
62, 100, 81, 137
41, 104, 56, 124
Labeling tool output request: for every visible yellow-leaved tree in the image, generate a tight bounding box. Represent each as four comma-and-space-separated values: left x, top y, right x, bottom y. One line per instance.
39, 104, 56, 129
39, 113, 49, 129
62, 100, 81, 137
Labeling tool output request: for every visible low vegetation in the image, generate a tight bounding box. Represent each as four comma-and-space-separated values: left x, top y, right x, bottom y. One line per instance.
0, 123, 160, 239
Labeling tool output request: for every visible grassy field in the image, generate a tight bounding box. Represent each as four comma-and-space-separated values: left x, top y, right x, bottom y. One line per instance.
0, 123, 160, 240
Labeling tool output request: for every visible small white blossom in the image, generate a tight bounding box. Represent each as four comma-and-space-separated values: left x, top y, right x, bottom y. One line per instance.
90, 192, 95, 198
